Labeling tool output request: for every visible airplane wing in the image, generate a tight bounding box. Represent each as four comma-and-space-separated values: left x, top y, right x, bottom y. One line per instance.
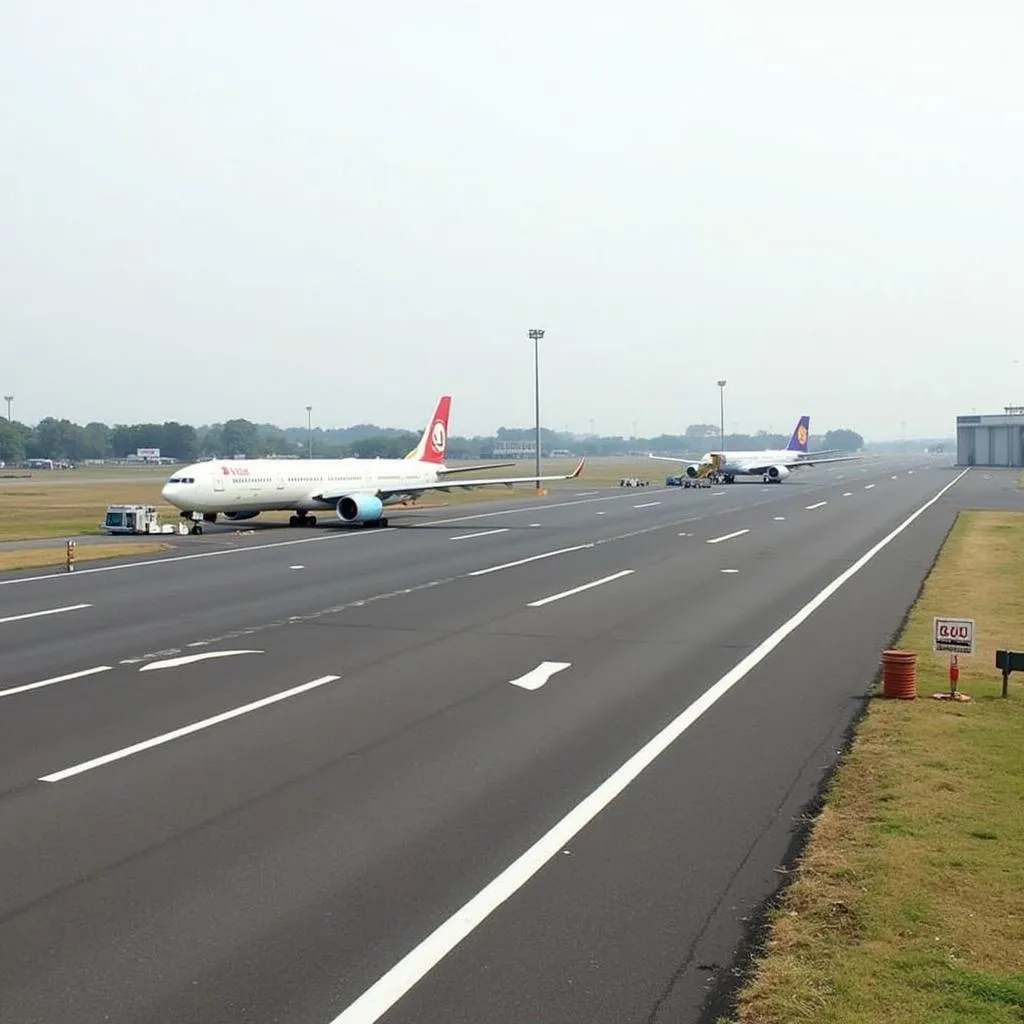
647, 453, 701, 466
745, 453, 864, 473
314, 458, 587, 503
438, 461, 516, 475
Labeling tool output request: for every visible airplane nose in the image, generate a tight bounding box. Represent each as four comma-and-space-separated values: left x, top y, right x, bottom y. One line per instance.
161, 482, 173, 502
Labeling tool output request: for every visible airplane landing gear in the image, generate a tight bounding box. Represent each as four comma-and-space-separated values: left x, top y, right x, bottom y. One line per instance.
289, 514, 317, 527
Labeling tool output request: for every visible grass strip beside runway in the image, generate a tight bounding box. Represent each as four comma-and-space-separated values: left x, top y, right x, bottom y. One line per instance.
0, 542, 172, 571
727, 510, 1024, 1024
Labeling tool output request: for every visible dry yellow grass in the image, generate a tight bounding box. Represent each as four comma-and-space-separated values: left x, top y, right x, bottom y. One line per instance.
0, 459, 658, 540
0, 470, 177, 541
727, 510, 1024, 1024
0, 542, 173, 572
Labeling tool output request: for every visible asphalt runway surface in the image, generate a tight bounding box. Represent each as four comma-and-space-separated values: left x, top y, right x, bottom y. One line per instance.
0, 456, 1015, 1023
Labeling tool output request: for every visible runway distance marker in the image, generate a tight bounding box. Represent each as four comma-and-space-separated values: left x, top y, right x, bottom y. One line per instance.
323, 467, 970, 1024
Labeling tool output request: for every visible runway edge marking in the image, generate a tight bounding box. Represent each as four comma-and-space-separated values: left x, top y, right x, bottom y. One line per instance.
324, 466, 970, 1024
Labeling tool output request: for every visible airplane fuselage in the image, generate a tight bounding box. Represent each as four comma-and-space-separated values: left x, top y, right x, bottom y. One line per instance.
162, 457, 450, 515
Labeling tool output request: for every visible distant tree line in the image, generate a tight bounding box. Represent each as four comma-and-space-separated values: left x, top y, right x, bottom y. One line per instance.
0, 414, 865, 465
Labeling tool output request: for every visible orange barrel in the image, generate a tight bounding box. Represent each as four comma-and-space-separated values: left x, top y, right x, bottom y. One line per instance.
881, 649, 918, 699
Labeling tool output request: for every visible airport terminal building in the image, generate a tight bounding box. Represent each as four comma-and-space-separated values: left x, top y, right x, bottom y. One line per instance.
956, 407, 1024, 467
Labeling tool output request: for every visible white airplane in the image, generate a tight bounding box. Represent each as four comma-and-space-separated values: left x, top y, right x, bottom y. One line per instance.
649, 415, 862, 484
160, 395, 585, 533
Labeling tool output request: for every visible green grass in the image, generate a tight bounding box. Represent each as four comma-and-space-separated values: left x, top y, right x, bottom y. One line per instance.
0, 458, 662, 541
727, 510, 1024, 1024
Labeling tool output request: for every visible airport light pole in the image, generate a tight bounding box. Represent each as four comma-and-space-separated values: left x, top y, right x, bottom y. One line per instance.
3, 395, 11, 422
306, 405, 313, 459
717, 380, 727, 451
528, 329, 545, 487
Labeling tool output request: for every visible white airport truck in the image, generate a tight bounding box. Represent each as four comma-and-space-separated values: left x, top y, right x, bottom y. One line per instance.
99, 504, 187, 535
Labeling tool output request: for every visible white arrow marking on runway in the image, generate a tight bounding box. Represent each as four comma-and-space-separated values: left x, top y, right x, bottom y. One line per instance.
508, 661, 572, 691
139, 650, 264, 672
0, 603, 91, 625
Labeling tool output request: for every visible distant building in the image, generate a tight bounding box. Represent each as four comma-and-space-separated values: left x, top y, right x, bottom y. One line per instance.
493, 439, 537, 459
956, 407, 1024, 467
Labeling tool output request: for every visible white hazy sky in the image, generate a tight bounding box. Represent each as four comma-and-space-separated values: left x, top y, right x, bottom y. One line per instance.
3, 2, 1022, 440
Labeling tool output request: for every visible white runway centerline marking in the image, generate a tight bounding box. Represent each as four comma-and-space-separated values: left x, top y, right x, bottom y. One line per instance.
323, 466, 971, 1024
449, 528, 510, 541
773, 516, 786, 521
40, 674, 342, 782
0, 603, 91, 625
508, 661, 571, 691
706, 529, 749, 544
527, 570, 635, 607
865, 483, 876, 490
469, 543, 593, 577
720, 568, 740, 574
633, 501, 661, 509
805, 501, 828, 510
138, 650, 264, 672
0, 665, 112, 699
842, 492, 853, 497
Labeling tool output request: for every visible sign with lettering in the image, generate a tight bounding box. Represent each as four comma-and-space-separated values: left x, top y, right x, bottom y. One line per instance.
933, 617, 975, 655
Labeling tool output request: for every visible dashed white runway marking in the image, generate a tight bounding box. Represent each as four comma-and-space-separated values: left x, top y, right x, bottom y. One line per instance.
527, 570, 635, 608
0, 603, 91, 625
0, 665, 112, 699
449, 529, 509, 542
706, 529, 750, 544
40, 675, 342, 782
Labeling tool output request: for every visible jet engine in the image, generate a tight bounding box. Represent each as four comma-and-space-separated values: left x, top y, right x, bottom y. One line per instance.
224, 510, 260, 520
765, 465, 790, 482
685, 465, 701, 478
336, 494, 385, 524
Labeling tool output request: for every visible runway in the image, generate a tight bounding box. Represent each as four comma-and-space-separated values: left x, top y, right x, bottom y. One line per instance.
0, 455, 1005, 1023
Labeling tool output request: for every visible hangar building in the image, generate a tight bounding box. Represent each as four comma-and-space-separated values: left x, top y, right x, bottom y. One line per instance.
956, 407, 1024, 467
